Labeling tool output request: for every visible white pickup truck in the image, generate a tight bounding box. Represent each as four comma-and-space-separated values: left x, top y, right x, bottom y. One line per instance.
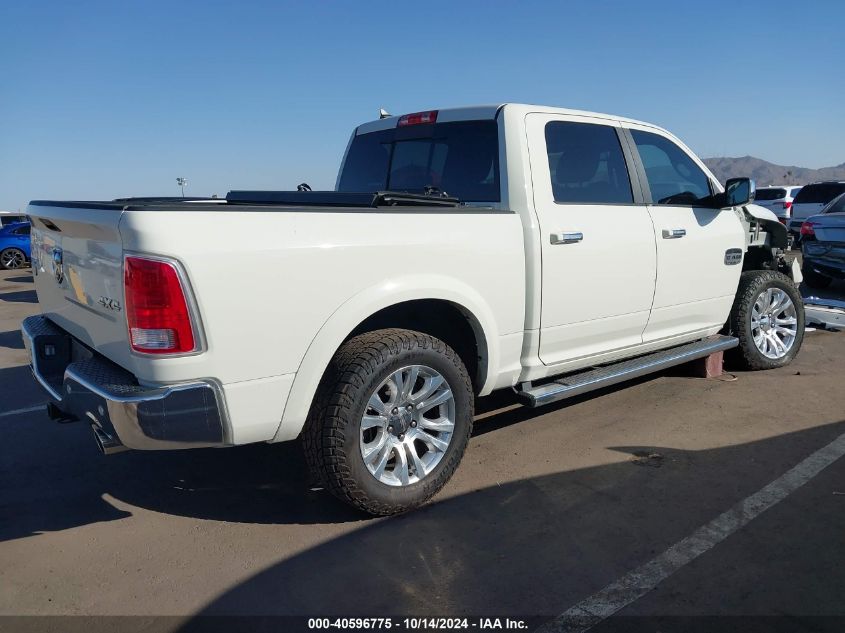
23, 104, 805, 515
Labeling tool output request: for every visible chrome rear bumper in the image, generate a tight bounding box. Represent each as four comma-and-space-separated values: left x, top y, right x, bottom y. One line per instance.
22, 315, 229, 451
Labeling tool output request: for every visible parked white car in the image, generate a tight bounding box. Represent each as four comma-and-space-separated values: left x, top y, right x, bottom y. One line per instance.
754, 185, 802, 223
23, 104, 805, 515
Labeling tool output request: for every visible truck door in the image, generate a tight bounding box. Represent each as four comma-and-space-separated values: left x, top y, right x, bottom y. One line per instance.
525, 113, 657, 366
622, 125, 746, 342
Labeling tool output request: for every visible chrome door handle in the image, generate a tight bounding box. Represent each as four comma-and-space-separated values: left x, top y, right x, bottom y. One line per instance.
550, 231, 583, 245
662, 228, 687, 239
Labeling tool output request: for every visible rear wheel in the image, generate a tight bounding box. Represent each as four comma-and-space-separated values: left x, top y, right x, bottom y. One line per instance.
801, 264, 832, 289
302, 328, 473, 516
0, 248, 27, 270
728, 271, 805, 370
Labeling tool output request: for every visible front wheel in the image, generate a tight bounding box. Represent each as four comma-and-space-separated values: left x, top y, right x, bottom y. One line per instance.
728, 271, 805, 370
302, 329, 474, 516
0, 248, 27, 270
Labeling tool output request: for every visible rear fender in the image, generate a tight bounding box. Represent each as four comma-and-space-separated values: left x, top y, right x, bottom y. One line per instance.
271, 275, 500, 442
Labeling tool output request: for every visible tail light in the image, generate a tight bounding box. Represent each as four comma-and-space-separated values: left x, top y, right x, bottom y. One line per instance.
800, 221, 817, 237
397, 110, 438, 127
783, 201, 792, 209
124, 256, 197, 354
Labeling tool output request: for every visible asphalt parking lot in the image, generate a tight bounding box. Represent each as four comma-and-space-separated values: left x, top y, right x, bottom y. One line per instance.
2, 268, 845, 632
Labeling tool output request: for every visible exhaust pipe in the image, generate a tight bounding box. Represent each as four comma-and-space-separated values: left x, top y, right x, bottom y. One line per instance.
91, 424, 128, 455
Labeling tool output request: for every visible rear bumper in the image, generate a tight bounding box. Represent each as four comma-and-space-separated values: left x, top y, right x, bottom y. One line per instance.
22, 315, 230, 451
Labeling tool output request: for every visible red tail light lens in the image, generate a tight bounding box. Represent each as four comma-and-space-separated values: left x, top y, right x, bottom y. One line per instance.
124, 256, 196, 354
397, 110, 438, 127
783, 201, 792, 209
800, 221, 817, 237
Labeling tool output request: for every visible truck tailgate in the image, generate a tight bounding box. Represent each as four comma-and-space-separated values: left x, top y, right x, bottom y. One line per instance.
28, 203, 132, 370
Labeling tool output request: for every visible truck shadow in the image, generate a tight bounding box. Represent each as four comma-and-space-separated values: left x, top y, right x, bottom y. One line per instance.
0, 373, 670, 540
173, 420, 845, 621
3, 342, 844, 544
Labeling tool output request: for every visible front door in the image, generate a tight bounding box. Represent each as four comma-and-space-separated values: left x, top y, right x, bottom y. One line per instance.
526, 113, 657, 366
623, 125, 746, 342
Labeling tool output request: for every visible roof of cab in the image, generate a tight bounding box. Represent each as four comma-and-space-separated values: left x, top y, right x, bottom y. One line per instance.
355, 103, 666, 135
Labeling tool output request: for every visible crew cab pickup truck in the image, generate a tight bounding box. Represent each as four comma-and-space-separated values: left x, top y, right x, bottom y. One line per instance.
22, 104, 805, 515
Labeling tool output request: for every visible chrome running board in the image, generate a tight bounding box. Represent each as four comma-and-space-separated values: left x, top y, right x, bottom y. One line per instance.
517, 335, 739, 408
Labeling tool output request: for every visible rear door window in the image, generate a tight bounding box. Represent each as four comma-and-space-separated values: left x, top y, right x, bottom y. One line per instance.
338, 120, 500, 202
544, 121, 633, 204
630, 130, 712, 205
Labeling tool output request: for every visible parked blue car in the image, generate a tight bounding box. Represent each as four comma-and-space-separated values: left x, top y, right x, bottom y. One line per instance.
801, 193, 845, 289
0, 222, 31, 270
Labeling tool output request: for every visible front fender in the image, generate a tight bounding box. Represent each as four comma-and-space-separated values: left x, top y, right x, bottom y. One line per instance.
271, 275, 502, 442
744, 203, 789, 249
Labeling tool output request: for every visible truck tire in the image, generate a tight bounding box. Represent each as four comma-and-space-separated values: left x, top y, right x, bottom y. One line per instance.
728, 270, 805, 371
801, 264, 832, 289
302, 328, 474, 516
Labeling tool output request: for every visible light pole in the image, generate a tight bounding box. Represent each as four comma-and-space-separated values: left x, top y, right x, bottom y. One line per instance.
176, 177, 187, 197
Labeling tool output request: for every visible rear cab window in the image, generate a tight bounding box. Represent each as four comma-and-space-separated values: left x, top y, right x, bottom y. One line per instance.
338, 120, 500, 202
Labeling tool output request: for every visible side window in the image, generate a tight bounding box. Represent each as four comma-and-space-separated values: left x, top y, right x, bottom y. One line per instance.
630, 130, 712, 205
13, 226, 31, 236
544, 121, 633, 204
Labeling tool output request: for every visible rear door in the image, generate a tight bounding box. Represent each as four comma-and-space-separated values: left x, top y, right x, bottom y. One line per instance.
623, 125, 745, 342
526, 113, 656, 366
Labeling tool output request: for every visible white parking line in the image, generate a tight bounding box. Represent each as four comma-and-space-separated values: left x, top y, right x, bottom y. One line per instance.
0, 404, 44, 419
537, 430, 845, 633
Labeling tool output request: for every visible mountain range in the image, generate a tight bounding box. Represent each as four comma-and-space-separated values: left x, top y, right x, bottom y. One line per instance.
703, 156, 845, 187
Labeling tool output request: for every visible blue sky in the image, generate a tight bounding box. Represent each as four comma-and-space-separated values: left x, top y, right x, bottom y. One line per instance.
1, 0, 842, 210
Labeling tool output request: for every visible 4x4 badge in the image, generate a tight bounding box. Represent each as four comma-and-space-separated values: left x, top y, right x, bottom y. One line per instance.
98, 297, 122, 312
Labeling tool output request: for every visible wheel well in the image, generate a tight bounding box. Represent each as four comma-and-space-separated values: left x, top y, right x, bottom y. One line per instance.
348, 300, 486, 392
742, 245, 777, 272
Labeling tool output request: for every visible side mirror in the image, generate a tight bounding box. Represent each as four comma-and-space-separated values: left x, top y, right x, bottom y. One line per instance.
724, 177, 755, 207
